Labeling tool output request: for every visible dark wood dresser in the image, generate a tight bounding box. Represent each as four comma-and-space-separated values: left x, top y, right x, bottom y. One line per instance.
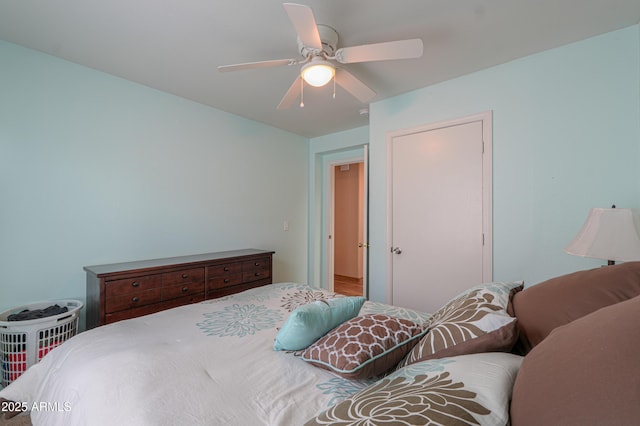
84, 249, 274, 329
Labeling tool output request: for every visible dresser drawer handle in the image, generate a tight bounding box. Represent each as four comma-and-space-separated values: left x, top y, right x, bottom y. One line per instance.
132, 296, 139, 303
131, 281, 140, 288
224, 278, 230, 283
182, 286, 189, 293
223, 267, 229, 271
254, 262, 260, 266
254, 272, 261, 277
181, 273, 189, 279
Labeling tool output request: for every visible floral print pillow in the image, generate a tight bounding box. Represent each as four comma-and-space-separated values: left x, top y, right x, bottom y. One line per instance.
305, 352, 523, 426
398, 281, 523, 368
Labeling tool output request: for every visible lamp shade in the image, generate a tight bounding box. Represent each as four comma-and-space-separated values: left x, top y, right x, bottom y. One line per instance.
301, 58, 335, 87
564, 208, 640, 262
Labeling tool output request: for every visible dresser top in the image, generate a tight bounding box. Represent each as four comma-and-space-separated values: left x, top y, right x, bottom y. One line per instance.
84, 249, 274, 276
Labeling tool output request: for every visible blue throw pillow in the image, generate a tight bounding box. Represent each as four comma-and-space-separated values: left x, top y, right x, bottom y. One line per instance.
274, 296, 366, 351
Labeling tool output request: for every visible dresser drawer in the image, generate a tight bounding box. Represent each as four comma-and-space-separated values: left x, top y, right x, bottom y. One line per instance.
162, 281, 205, 300
162, 267, 204, 285
242, 257, 270, 272
208, 273, 243, 289
105, 293, 205, 324
207, 279, 271, 299
242, 257, 271, 282
208, 262, 242, 277
105, 288, 162, 313
105, 274, 162, 298
242, 270, 270, 282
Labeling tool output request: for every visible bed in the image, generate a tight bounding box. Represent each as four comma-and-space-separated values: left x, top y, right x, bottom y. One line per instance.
2, 262, 640, 425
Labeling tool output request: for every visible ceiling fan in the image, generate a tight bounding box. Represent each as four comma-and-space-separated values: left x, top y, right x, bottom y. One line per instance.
218, 3, 424, 109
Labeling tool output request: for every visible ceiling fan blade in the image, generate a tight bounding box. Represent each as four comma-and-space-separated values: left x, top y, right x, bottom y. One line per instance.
218, 59, 295, 72
277, 76, 302, 110
335, 68, 376, 103
283, 3, 322, 50
335, 39, 423, 64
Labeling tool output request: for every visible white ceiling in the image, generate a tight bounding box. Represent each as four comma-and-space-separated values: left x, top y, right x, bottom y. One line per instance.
1, 1, 639, 138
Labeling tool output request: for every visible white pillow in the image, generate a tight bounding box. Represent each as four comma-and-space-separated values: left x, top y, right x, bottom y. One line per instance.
305, 352, 523, 426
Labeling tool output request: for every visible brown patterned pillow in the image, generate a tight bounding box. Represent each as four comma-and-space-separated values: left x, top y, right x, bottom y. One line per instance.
300, 314, 426, 379
399, 281, 523, 368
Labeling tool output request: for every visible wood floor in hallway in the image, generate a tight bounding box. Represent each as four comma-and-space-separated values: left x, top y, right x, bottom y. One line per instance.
333, 274, 363, 296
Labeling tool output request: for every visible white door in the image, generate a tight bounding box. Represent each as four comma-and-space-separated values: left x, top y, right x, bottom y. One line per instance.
390, 114, 491, 313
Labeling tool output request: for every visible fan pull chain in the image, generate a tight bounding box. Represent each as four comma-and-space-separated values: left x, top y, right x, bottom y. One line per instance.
300, 76, 304, 108
333, 75, 336, 99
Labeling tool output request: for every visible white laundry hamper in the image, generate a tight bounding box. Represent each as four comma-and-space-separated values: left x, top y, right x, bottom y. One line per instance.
0, 300, 83, 387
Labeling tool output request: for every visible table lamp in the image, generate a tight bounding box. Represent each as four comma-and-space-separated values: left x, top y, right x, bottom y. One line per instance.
564, 206, 640, 265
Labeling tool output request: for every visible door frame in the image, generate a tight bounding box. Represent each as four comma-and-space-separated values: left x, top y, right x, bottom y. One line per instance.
385, 111, 493, 303
324, 148, 368, 295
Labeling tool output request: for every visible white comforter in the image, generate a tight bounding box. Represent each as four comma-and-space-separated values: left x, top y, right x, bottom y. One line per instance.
0, 283, 430, 426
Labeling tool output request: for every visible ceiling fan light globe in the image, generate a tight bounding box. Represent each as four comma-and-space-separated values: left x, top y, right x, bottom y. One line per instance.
301, 62, 335, 87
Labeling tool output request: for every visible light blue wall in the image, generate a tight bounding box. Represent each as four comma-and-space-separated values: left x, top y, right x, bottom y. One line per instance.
313, 25, 640, 303
0, 41, 309, 326
3, 22, 639, 323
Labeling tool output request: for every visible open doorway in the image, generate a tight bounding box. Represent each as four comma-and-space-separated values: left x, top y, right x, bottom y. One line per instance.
332, 162, 365, 296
